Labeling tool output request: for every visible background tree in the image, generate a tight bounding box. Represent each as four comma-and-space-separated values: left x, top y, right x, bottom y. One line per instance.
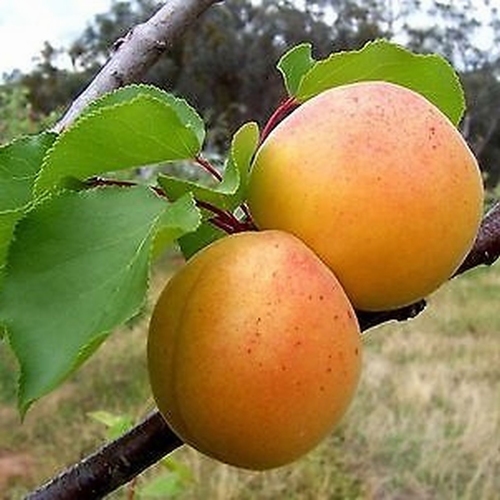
401, 0, 500, 188
4, 0, 499, 186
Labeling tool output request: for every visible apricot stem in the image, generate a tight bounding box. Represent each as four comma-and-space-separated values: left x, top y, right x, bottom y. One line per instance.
260, 96, 300, 145
195, 155, 223, 181
196, 199, 253, 234
85, 176, 165, 197
84, 177, 255, 235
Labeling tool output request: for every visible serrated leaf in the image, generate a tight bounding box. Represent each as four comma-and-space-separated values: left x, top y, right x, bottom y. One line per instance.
83, 84, 205, 147
281, 39, 464, 125
152, 192, 202, 258
158, 121, 259, 211
0, 132, 57, 269
35, 91, 205, 195
0, 133, 57, 211
0, 186, 200, 414
178, 221, 226, 260
277, 43, 316, 96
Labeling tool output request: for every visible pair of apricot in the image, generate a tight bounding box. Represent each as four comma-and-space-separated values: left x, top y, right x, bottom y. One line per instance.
147, 81, 483, 470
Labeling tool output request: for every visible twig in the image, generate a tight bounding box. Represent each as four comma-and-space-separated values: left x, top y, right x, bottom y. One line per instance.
53, 0, 223, 132
454, 202, 500, 274
259, 96, 300, 145
357, 300, 427, 332
195, 155, 223, 181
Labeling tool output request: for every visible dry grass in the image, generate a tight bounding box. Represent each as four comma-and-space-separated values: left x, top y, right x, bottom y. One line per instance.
0, 322, 153, 499
0, 260, 499, 499
345, 266, 500, 499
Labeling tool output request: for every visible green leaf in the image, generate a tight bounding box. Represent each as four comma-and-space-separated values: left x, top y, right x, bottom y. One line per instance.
137, 473, 185, 498
159, 456, 194, 482
0, 133, 57, 211
88, 410, 134, 440
83, 84, 205, 147
0, 186, 200, 414
277, 43, 316, 96
158, 121, 259, 211
138, 458, 193, 499
178, 221, 226, 260
225, 121, 260, 200
35, 89, 205, 195
280, 39, 465, 125
0, 133, 57, 269
152, 192, 202, 258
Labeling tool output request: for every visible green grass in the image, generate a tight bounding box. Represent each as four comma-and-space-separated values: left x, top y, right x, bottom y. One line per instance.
1, 260, 499, 499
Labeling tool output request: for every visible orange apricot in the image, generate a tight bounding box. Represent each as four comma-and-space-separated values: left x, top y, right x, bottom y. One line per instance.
247, 81, 484, 310
147, 230, 361, 470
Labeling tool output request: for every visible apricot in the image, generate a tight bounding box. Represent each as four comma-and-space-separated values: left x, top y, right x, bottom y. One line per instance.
247, 81, 484, 311
147, 230, 361, 470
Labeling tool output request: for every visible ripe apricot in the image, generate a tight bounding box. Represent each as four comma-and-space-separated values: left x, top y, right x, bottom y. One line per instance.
247, 81, 484, 311
147, 230, 361, 470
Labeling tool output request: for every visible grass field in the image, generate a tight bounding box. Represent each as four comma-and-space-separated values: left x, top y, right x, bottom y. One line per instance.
0, 257, 499, 499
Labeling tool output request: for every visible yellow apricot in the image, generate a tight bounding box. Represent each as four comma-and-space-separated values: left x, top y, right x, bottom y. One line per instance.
147, 230, 361, 470
247, 81, 484, 311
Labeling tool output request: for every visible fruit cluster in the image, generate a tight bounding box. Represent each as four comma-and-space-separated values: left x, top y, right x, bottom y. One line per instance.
147, 82, 484, 470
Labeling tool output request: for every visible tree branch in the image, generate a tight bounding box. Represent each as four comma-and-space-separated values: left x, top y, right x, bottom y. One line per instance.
53, 0, 223, 133
454, 202, 500, 274
26, 412, 181, 500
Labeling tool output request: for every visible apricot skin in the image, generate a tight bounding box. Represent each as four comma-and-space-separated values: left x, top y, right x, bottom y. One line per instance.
147, 230, 361, 470
247, 81, 484, 311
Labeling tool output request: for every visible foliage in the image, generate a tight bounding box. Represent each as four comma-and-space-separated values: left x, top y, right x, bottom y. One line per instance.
0, 39, 463, 415
278, 39, 464, 123
0, 85, 40, 143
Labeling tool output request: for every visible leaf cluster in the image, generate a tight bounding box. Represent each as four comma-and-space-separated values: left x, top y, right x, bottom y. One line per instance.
0, 84, 258, 414
0, 40, 463, 416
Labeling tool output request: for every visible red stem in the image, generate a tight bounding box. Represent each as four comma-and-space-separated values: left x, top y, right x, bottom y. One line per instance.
196, 199, 250, 233
85, 177, 166, 198
195, 155, 223, 181
85, 177, 256, 234
259, 96, 300, 145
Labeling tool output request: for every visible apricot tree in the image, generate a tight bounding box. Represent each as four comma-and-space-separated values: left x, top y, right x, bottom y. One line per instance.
0, 1, 499, 499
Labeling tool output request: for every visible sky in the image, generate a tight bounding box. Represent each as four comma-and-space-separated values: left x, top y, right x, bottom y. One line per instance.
0, 0, 495, 77
0, 0, 115, 76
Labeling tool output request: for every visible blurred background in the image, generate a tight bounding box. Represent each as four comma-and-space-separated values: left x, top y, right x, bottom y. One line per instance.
2, 0, 500, 193
0, 1, 499, 498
